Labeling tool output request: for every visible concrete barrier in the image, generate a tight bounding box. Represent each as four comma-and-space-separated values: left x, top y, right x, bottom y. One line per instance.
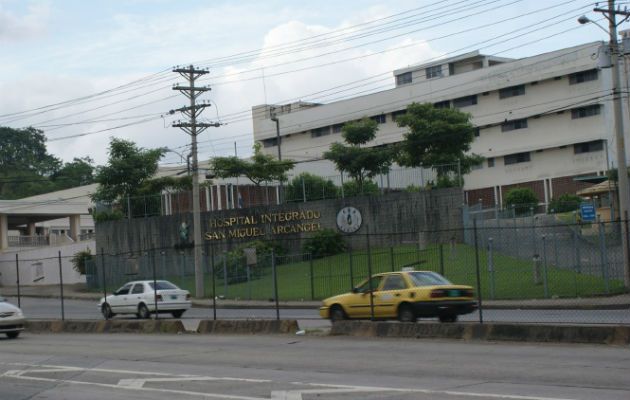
25, 320, 186, 334
197, 320, 299, 335
330, 321, 630, 345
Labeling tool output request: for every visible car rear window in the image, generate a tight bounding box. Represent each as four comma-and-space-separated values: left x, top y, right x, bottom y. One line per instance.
149, 281, 178, 290
408, 272, 452, 286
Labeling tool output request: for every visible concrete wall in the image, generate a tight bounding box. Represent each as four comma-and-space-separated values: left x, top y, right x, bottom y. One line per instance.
96, 190, 463, 256
0, 241, 94, 286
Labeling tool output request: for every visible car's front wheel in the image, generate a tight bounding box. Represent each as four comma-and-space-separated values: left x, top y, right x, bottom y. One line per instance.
439, 314, 457, 323
171, 310, 185, 318
137, 304, 150, 319
6, 331, 20, 339
101, 303, 114, 319
329, 305, 346, 322
397, 303, 416, 323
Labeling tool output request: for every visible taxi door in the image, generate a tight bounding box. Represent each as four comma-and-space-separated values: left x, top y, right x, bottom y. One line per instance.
372, 274, 408, 318
344, 276, 384, 319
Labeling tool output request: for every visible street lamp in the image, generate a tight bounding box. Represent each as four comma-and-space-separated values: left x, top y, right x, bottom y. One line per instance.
579, 7, 630, 288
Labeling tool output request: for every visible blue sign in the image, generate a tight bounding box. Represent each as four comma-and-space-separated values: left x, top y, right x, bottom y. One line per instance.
580, 202, 596, 222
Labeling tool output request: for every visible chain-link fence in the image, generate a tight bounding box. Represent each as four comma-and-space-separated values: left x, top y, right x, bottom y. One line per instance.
2, 218, 629, 324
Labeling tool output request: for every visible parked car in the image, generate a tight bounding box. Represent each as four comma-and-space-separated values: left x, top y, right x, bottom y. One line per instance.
0, 296, 25, 339
319, 270, 477, 323
98, 280, 191, 319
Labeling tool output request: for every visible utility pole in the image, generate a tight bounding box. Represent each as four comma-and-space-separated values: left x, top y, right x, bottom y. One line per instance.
270, 106, 284, 204
172, 65, 221, 298
589, 1, 630, 287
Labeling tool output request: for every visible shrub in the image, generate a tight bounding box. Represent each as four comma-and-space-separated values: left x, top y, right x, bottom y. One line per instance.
225, 240, 286, 284
71, 248, 92, 275
504, 187, 538, 215
303, 228, 347, 258
92, 209, 124, 223
548, 193, 582, 214
342, 180, 379, 197
285, 173, 338, 202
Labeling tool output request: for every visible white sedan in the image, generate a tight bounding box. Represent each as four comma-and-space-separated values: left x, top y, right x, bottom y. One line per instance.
0, 296, 25, 339
98, 280, 191, 319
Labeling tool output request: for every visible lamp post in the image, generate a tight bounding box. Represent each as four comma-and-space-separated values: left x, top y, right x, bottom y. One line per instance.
579, 2, 630, 287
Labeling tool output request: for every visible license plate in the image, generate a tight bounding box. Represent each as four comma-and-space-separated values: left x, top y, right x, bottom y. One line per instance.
171, 295, 177, 300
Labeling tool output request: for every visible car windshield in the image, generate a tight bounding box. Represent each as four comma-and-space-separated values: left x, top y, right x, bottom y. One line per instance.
408, 271, 452, 286
149, 281, 178, 290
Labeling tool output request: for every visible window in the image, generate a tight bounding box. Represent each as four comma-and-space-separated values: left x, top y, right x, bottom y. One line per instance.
355, 276, 384, 293
261, 137, 278, 148
409, 271, 451, 287
382, 275, 407, 291
426, 65, 442, 79
391, 110, 407, 121
332, 123, 343, 133
149, 281, 179, 290
571, 104, 601, 119
504, 152, 531, 165
311, 127, 330, 138
569, 69, 598, 85
499, 85, 525, 99
574, 140, 603, 154
487, 158, 495, 167
132, 284, 144, 294
452, 95, 477, 108
433, 100, 450, 109
115, 284, 133, 295
501, 118, 528, 132
396, 71, 412, 85
371, 114, 386, 124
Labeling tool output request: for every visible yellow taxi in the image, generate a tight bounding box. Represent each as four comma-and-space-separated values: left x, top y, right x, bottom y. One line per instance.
319, 270, 477, 323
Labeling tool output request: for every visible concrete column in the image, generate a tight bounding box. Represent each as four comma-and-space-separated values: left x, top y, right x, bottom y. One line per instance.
27, 222, 36, 236
0, 214, 8, 250
69, 214, 81, 241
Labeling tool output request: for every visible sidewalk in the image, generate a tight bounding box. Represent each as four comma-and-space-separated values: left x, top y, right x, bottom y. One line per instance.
2, 283, 630, 310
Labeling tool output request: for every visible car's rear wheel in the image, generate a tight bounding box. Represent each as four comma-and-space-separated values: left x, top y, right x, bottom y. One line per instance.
6, 331, 20, 339
329, 305, 346, 322
171, 310, 185, 318
397, 303, 416, 323
439, 314, 458, 323
137, 303, 150, 319
101, 303, 114, 319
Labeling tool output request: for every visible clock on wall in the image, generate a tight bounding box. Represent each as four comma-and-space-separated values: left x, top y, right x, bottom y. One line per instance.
336, 206, 362, 233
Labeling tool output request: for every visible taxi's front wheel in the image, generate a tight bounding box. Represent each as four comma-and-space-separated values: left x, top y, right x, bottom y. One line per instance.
397, 304, 416, 323
329, 305, 346, 322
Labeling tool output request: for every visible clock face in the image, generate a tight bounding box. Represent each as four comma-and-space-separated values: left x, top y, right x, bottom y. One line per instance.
336, 206, 362, 233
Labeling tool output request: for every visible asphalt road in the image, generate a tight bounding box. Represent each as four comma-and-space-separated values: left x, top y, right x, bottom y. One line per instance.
1, 333, 629, 400
6, 296, 630, 328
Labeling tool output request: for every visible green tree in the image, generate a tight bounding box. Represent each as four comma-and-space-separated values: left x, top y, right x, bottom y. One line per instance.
504, 187, 538, 215
342, 180, 379, 197
323, 118, 395, 190
92, 138, 166, 203
51, 157, 95, 190
0, 126, 62, 199
395, 103, 483, 180
285, 172, 338, 201
303, 228, 347, 258
210, 143, 294, 185
548, 193, 582, 214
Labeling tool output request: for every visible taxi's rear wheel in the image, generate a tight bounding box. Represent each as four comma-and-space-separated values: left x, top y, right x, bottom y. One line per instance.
439, 314, 457, 323
330, 305, 346, 322
397, 303, 416, 323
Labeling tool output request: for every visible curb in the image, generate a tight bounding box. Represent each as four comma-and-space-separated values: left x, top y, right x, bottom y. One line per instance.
197, 319, 299, 334
330, 321, 630, 345
25, 319, 186, 334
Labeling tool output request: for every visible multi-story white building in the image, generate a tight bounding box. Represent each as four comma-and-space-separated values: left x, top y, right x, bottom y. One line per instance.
252, 41, 629, 207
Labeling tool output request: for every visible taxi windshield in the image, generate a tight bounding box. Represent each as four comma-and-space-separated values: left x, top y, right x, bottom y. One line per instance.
408, 271, 451, 286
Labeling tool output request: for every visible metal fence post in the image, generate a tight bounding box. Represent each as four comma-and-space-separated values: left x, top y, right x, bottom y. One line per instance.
348, 247, 354, 291
473, 219, 483, 324
309, 253, 314, 300
152, 248, 159, 320
366, 229, 375, 321
272, 250, 279, 320
246, 263, 252, 300
599, 221, 610, 294
58, 251, 65, 321
101, 247, 108, 320
439, 243, 444, 276
15, 254, 20, 308
541, 235, 549, 298
390, 245, 395, 272
301, 176, 306, 202
223, 252, 228, 297
210, 243, 217, 320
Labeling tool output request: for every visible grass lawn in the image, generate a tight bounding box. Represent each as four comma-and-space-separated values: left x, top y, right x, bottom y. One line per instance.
166, 243, 624, 301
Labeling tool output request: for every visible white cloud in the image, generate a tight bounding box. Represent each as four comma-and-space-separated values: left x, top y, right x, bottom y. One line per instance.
0, 1, 49, 42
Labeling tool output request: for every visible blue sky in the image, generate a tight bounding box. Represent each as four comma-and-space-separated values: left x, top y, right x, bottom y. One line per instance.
0, 0, 620, 166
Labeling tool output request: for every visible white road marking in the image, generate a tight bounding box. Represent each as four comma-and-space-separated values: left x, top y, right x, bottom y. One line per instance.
0, 363, 579, 400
